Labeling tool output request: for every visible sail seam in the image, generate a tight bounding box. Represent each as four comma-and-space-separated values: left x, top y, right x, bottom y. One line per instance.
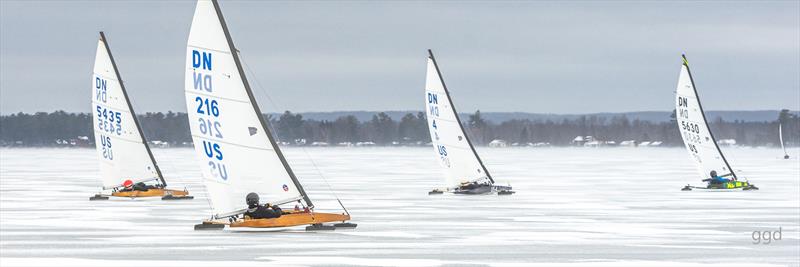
189, 134, 277, 151
91, 132, 148, 145
187, 44, 232, 55
91, 101, 136, 115
92, 73, 120, 82
185, 91, 252, 105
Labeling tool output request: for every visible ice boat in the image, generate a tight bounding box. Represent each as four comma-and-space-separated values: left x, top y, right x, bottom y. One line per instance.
89, 32, 192, 201
780, 124, 789, 159
675, 54, 757, 191
185, 0, 354, 230
424, 50, 513, 195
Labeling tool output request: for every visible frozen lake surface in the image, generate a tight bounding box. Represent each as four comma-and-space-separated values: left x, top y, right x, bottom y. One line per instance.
1, 147, 798, 266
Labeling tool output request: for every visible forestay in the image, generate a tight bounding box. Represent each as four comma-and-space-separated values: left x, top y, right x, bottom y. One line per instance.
185, 0, 307, 217
424, 50, 492, 187
675, 55, 736, 180
92, 33, 161, 189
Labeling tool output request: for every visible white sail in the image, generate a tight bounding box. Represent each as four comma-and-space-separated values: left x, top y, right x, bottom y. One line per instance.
185, 0, 305, 217
424, 51, 491, 187
675, 55, 736, 180
779, 124, 787, 155
92, 34, 160, 189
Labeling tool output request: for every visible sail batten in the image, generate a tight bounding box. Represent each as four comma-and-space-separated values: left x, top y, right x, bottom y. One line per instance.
92, 32, 164, 189
185, 0, 311, 217
187, 135, 280, 151
425, 50, 493, 187
187, 45, 232, 54
676, 54, 736, 180
188, 90, 252, 104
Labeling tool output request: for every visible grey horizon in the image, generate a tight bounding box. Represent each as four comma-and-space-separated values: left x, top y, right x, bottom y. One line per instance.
1, 1, 798, 115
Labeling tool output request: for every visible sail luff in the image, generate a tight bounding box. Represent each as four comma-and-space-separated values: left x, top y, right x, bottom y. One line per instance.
98, 31, 165, 187
681, 54, 737, 179
427, 49, 493, 184
209, 0, 312, 207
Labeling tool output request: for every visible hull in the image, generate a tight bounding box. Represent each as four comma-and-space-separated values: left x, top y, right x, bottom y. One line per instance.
230, 211, 351, 228
111, 188, 190, 198
453, 184, 493, 194
682, 180, 758, 191
450, 184, 514, 195
707, 181, 752, 189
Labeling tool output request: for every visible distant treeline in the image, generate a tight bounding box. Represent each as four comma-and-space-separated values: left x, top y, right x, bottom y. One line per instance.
1, 110, 798, 147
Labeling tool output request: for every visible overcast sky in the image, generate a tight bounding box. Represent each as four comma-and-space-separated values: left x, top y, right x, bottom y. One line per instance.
1, 0, 798, 115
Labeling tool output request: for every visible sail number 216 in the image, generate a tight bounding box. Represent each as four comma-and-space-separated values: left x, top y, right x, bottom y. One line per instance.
195, 96, 219, 117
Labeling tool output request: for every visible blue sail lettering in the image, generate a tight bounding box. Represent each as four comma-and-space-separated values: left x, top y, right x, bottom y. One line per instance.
192, 50, 212, 70
193, 72, 213, 92
192, 50, 201, 68
202, 141, 223, 160
427, 93, 438, 104
95, 77, 107, 102
429, 106, 439, 117
214, 143, 223, 160
208, 161, 228, 180
203, 52, 212, 70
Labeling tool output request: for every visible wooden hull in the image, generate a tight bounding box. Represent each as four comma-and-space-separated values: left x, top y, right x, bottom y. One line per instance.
111, 188, 189, 198
230, 211, 350, 228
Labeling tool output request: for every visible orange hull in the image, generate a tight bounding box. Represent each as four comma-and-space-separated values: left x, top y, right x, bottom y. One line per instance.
230, 211, 350, 228
111, 188, 189, 198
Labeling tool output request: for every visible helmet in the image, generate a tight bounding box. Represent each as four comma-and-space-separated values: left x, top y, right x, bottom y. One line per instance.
245, 192, 259, 207
123, 180, 133, 188
710, 170, 717, 177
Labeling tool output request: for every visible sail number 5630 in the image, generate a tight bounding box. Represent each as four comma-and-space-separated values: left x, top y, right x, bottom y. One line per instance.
681, 121, 700, 134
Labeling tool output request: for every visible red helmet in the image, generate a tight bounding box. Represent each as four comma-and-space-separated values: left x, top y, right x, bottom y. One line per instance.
123, 180, 133, 188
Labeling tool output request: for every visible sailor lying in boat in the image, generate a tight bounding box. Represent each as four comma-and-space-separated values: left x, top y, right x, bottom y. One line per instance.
118, 179, 160, 192
459, 180, 490, 190
243, 192, 283, 219
702, 170, 732, 185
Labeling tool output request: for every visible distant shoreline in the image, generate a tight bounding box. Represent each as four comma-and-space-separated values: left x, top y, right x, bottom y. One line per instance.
2, 110, 797, 148
3, 110, 797, 123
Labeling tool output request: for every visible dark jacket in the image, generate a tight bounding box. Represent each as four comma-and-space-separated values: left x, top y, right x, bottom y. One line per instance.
272, 206, 283, 216
244, 205, 282, 219
120, 182, 156, 192
132, 182, 155, 191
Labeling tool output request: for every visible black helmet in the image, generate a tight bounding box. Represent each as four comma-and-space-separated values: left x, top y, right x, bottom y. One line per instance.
710, 170, 717, 177
246, 192, 259, 207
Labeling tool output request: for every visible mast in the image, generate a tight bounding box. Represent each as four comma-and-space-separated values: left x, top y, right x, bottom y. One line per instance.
99, 31, 166, 187
427, 49, 493, 184
210, 0, 313, 207
682, 54, 737, 179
